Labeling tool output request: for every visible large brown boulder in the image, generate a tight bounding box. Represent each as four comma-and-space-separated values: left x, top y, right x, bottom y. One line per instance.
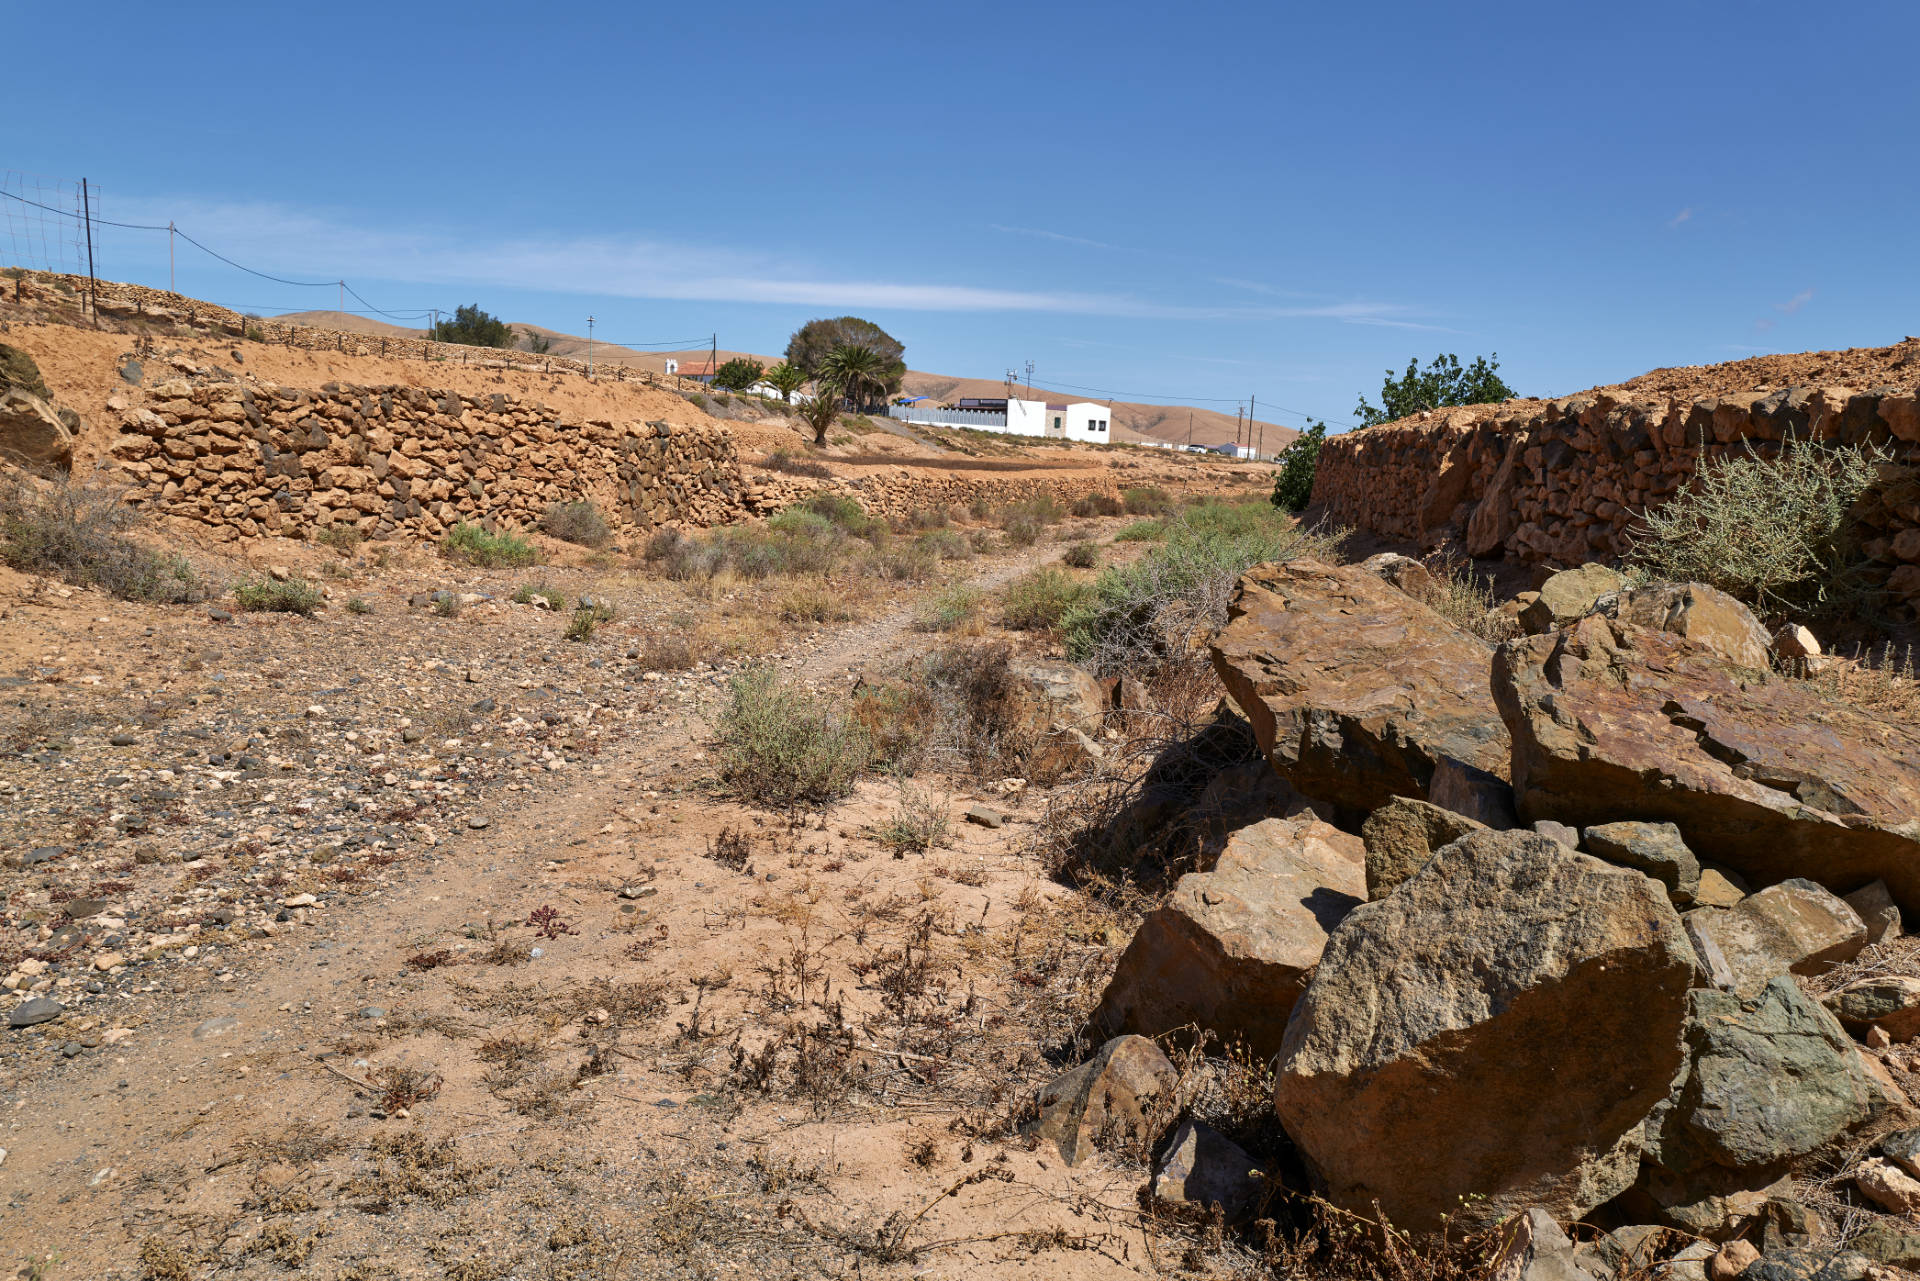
1494, 615, 1920, 912
0, 388, 73, 468
1275, 829, 1695, 1234
1211, 558, 1510, 820
1089, 812, 1364, 1062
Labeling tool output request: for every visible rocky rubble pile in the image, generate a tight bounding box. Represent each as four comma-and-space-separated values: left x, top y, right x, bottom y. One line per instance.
0, 341, 80, 469
1029, 555, 1920, 1276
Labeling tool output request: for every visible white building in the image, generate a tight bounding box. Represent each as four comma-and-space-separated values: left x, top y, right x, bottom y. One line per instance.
893, 396, 1113, 443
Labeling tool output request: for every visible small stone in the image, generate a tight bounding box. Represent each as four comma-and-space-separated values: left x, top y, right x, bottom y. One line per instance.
529, 947, 544, 959
207, 607, 231, 622
1693, 864, 1749, 909
1854, 1158, 1920, 1216
1151, 1119, 1263, 1221
20, 846, 63, 867
268, 564, 291, 581
191, 1015, 239, 1040
63, 898, 108, 919
1023, 1035, 1177, 1166
281, 893, 317, 908
109, 733, 136, 747
8, 997, 64, 1028
1880, 1128, 1920, 1180
1582, 820, 1700, 904
468, 816, 490, 830
1532, 819, 1580, 849
402, 727, 424, 744
963, 805, 1004, 829
91, 952, 125, 972
1708, 1240, 1760, 1281
356, 1006, 387, 1020
1739, 1248, 1871, 1281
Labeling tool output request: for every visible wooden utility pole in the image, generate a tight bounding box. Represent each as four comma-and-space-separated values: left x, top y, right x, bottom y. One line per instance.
80, 178, 97, 323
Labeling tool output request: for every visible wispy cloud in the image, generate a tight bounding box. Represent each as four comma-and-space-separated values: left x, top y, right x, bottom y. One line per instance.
1754, 287, 1814, 332
989, 223, 1124, 252
1667, 206, 1695, 229
109, 197, 1436, 325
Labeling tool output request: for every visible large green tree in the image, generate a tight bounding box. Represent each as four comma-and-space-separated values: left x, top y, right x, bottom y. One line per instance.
785, 317, 905, 395
1355, 353, 1514, 427
711, 357, 766, 392
430, 304, 516, 349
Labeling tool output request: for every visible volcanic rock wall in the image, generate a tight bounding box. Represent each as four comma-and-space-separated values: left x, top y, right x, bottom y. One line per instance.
1312, 386, 1920, 607
109, 377, 776, 540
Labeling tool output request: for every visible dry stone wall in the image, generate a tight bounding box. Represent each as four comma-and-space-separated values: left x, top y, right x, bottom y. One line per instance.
108, 377, 784, 541
1312, 385, 1920, 609
101, 375, 1171, 543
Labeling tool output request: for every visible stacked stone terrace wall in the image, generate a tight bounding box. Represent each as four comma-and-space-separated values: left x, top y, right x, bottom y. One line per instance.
1312, 385, 1920, 607
109, 377, 770, 541
102, 375, 1167, 543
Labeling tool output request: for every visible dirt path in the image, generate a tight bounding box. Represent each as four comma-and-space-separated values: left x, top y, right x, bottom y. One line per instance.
2, 539, 1156, 1281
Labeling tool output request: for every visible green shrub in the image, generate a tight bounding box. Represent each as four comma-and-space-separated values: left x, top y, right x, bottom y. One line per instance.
967, 494, 993, 520
875, 781, 950, 856
1628, 438, 1885, 619
1271, 420, 1328, 512
902, 505, 951, 531
1001, 568, 1089, 632
1062, 541, 1100, 569
565, 597, 615, 641
0, 475, 200, 603
716, 668, 870, 807
234, 576, 324, 615
430, 592, 462, 617
442, 522, 537, 568
541, 501, 611, 548
796, 492, 875, 534
1113, 519, 1165, 543
915, 585, 983, 633
1066, 500, 1342, 671
346, 596, 372, 614
1120, 486, 1173, 516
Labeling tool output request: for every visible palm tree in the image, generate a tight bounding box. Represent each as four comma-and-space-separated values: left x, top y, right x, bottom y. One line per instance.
817, 343, 887, 412
796, 387, 842, 447
764, 361, 807, 404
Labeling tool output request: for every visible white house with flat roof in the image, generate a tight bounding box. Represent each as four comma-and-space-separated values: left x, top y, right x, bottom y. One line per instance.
888, 395, 1114, 443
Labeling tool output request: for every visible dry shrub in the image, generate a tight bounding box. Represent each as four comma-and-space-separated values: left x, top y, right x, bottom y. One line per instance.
0, 472, 200, 602
1073, 492, 1124, 517
915, 584, 984, 633
540, 500, 611, 548
234, 575, 324, 615
1627, 436, 1884, 620
766, 448, 832, 479
1414, 556, 1517, 644
1001, 568, 1089, 632
716, 667, 870, 806
1800, 645, 1920, 720
780, 582, 861, 624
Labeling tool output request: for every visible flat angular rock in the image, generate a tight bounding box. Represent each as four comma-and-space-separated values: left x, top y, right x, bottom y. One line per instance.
1739, 1248, 1871, 1281
1687, 880, 1866, 999
1520, 563, 1623, 633
1880, 1127, 1920, 1179
1696, 865, 1751, 909
8, 997, 64, 1028
1211, 558, 1510, 820
1007, 657, 1107, 737
1150, 1119, 1263, 1220
1024, 1035, 1176, 1166
1276, 829, 1694, 1233
1823, 977, 1920, 1043
1843, 881, 1902, 945
1618, 582, 1773, 671
1493, 615, 1920, 913
1361, 796, 1484, 898
1584, 821, 1701, 904
1090, 813, 1364, 1062
1853, 1157, 1920, 1215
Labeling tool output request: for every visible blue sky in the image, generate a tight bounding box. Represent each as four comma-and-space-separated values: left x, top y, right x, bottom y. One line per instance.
5, 1, 1916, 430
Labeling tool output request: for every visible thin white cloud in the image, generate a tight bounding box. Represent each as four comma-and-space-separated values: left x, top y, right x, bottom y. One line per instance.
109, 197, 1436, 325
1775, 287, 1814, 315
989, 223, 1124, 252
1668, 207, 1695, 228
